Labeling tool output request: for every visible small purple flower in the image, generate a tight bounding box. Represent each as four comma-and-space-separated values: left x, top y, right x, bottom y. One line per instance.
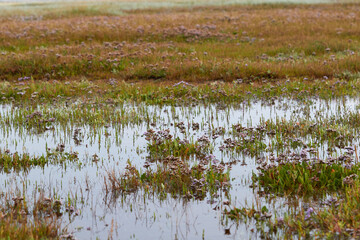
305, 207, 314, 220
344, 163, 353, 169
212, 159, 219, 164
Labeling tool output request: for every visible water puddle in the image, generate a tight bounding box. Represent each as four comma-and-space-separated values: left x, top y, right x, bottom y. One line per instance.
0, 96, 359, 239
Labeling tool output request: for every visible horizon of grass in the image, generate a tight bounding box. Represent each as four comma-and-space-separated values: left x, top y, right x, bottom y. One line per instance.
1, 3, 360, 82
1, 0, 357, 18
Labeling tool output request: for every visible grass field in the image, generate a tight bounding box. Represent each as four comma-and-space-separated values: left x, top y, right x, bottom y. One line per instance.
1, 2, 360, 83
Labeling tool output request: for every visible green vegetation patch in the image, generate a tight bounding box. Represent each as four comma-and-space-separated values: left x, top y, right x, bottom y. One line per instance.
253, 157, 359, 196
0, 150, 79, 173
106, 159, 230, 200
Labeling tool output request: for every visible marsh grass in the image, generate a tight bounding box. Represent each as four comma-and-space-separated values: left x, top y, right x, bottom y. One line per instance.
105, 160, 230, 201
1, 4, 360, 81
106, 127, 229, 201
3, 1, 360, 239
259, 182, 360, 238
0, 150, 79, 173
0, 193, 67, 240
262, 109, 360, 150
254, 161, 360, 196
247, 152, 360, 238
226, 182, 360, 238
1, 78, 360, 107
144, 128, 200, 159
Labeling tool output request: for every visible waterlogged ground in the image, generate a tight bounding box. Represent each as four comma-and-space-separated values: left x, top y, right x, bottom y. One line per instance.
3, 1, 360, 238
2, 92, 360, 239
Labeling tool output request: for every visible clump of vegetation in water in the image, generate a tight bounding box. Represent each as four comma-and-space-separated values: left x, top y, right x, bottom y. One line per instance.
0, 192, 70, 240
105, 158, 230, 201
105, 127, 230, 200
0, 149, 79, 173
233, 147, 360, 238
143, 128, 199, 159
253, 147, 358, 196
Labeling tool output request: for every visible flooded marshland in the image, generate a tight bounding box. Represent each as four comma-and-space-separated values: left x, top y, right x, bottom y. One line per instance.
2, 1, 360, 238
2, 87, 360, 239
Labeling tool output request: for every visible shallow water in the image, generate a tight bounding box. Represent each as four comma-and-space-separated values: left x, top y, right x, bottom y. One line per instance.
0, 97, 359, 239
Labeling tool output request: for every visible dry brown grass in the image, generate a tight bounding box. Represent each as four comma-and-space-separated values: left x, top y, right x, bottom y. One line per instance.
1, 3, 360, 82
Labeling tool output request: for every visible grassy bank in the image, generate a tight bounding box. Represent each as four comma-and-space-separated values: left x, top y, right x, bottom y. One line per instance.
0, 3, 360, 82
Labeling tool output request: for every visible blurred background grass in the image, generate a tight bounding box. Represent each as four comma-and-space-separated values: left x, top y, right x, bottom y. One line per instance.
1, 0, 358, 17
